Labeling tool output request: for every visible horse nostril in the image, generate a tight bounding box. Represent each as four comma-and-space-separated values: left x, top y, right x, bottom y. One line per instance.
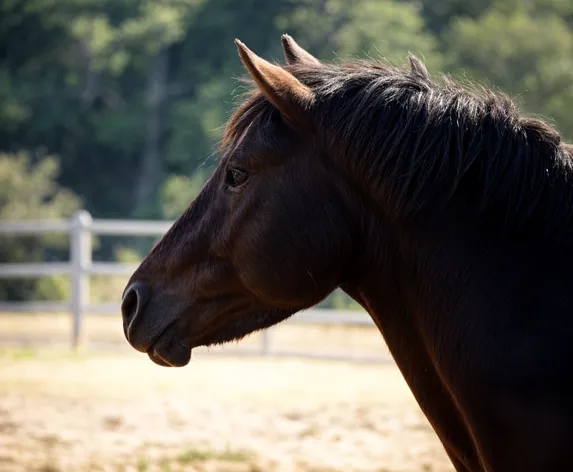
121, 282, 150, 324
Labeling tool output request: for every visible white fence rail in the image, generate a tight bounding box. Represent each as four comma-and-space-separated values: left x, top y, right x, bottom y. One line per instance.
0, 211, 382, 360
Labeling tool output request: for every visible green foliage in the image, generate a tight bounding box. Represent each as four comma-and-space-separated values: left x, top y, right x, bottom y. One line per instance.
0, 153, 79, 220
445, 8, 573, 137
280, 0, 442, 70
0, 153, 81, 301
159, 170, 209, 219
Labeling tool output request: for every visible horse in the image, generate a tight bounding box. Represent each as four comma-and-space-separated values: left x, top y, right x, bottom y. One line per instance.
121, 35, 573, 471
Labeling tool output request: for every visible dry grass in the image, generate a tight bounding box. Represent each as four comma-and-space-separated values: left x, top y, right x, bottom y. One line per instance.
0, 314, 454, 472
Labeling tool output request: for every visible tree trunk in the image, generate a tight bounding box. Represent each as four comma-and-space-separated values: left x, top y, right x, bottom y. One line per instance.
132, 47, 169, 217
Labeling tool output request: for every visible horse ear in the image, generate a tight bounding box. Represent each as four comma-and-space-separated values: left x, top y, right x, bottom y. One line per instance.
408, 54, 430, 80
281, 34, 321, 66
235, 39, 314, 124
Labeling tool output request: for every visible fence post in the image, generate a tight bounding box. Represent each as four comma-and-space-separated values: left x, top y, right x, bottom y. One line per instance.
70, 210, 92, 349
261, 330, 271, 356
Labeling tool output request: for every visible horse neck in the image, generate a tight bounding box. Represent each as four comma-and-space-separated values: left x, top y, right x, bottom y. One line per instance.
342, 206, 504, 354
345, 193, 573, 366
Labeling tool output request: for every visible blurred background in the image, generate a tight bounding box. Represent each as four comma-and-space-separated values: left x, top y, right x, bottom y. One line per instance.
1, 0, 572, 471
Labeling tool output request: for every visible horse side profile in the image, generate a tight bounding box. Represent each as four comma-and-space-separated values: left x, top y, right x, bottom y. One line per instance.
121, 35, 573, 471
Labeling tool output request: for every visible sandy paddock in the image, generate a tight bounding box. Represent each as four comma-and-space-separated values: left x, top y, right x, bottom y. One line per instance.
0, 315, 454, 472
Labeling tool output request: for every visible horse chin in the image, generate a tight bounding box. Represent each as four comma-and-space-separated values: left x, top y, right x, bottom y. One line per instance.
145, 323, 193, 367
147, 345, 192, 367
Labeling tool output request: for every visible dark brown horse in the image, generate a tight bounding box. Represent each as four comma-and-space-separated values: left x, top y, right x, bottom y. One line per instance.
121, 35, 573, 471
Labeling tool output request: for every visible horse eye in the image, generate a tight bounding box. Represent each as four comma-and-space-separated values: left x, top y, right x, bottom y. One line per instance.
226, 168, 248, 188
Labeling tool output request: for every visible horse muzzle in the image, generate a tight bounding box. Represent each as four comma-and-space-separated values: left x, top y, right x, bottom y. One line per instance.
121, 282, 192, 367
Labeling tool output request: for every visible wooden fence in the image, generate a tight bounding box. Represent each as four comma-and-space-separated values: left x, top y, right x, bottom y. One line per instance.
0, 210, 386, 361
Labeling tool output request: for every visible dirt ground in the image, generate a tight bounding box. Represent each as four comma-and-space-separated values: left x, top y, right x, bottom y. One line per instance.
0, 315, 455, 472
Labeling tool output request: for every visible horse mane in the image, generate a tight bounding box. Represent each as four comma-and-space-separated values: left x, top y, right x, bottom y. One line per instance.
223, 57, 573, 235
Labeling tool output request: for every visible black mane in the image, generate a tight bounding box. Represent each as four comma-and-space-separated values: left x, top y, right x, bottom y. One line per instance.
225, 57, 573, 236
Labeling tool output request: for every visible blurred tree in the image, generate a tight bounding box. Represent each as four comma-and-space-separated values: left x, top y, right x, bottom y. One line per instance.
0, 153, 81, 301
279, 0, 442, 70
417, 0, 494, 35
159, 170, 210, 219
60, 0, 205, 218
0, 0, 293, 220
163, 0, 294, 211
445, 8, 573, 140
